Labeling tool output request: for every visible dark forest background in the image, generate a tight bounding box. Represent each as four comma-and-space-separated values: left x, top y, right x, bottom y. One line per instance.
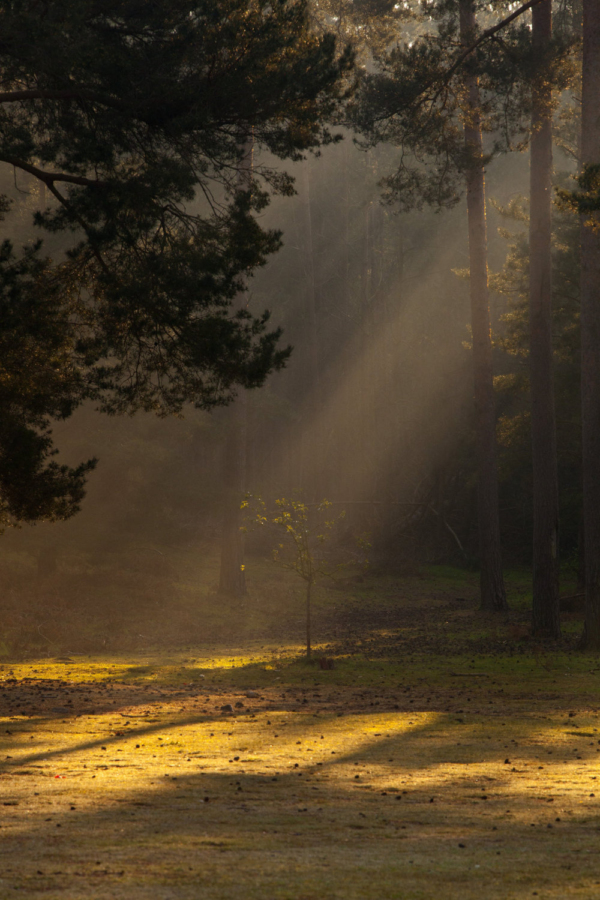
1, 138, 574, 568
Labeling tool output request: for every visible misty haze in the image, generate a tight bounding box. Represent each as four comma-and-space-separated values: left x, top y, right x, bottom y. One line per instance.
0, 2, 599, 899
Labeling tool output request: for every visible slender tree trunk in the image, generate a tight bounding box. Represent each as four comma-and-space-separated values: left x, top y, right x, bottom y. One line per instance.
529, 0, 560, 638
577, 513, 586, 595
303, 160, 321, 401
362, 197, 377, 499
392, 221, 405, 503
300, 158, 322, 501
306, 580, 312, 658
460, 0, 507, 611
218, 395, 248, 597
218, 137, 253, 598
580, 0, 600, 649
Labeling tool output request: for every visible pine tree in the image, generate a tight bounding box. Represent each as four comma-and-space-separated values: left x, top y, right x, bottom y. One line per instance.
459, 0, 507, 611
0, 0, 352, 522
0, 1, 353, 410
348, 0, 575, 609
348, 0, 530, 607
0, 239, 95, 530
578, 0, 600, 649
219, 139, 253, 599
529, 0, 561, 638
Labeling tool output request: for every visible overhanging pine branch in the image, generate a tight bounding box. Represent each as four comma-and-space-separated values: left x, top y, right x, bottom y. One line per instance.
0, 88, 127, 110
0, 156, 108, 188
443, 0, 548, 85
373, 0, 548, 124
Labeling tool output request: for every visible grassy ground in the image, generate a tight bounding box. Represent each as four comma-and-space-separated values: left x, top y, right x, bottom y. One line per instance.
1, 562, 599, 898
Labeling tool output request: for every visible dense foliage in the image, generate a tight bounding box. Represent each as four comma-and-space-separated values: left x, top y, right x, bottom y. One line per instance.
349, 0, 575, 209
0, 0, 352, 524
0, 239, 94, 530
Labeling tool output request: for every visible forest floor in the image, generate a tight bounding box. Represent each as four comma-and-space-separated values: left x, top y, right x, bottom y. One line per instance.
1, 564, 600, 899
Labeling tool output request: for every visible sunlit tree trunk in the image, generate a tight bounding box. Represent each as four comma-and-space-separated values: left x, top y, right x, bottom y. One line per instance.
218, 138, 253, 598
459, 0, 507, 611
580, 0, 600, 649
529, 0, 560, 639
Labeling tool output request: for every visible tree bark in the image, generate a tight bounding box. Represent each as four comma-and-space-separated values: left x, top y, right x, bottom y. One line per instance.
218, 396, 248, 597
303, 159, 321, 404
579, 0, 600, 649
218, 138, 253, 598
300, 158, 322, 501
529, 0, 560, 639
459, 0, 507, 611
306, 579, 312, 658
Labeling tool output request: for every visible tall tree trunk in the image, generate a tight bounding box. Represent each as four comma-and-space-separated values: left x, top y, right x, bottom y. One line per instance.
580, 0, 600, 649
529, 0, 560, 639
362, 195, 378, 500
218, 395, 248, 597
300, 158, 322, 501
306, 580, 312, 658
218, 137, 253, 598
459, 0, 507, 611
303, 159, 321, 404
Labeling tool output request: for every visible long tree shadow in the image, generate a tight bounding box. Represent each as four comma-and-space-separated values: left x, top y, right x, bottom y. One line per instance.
0, 719, 598, 900
1, 658, 599, 897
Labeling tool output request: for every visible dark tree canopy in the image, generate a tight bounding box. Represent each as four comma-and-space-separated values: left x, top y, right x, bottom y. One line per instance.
0, 0, 353, 525
0, 0, 352, 411
349, 0, 574, 210
0, 238, 95, 530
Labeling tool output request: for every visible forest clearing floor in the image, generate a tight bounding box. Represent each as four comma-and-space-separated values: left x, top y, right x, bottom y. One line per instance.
1, 568, 600, 898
